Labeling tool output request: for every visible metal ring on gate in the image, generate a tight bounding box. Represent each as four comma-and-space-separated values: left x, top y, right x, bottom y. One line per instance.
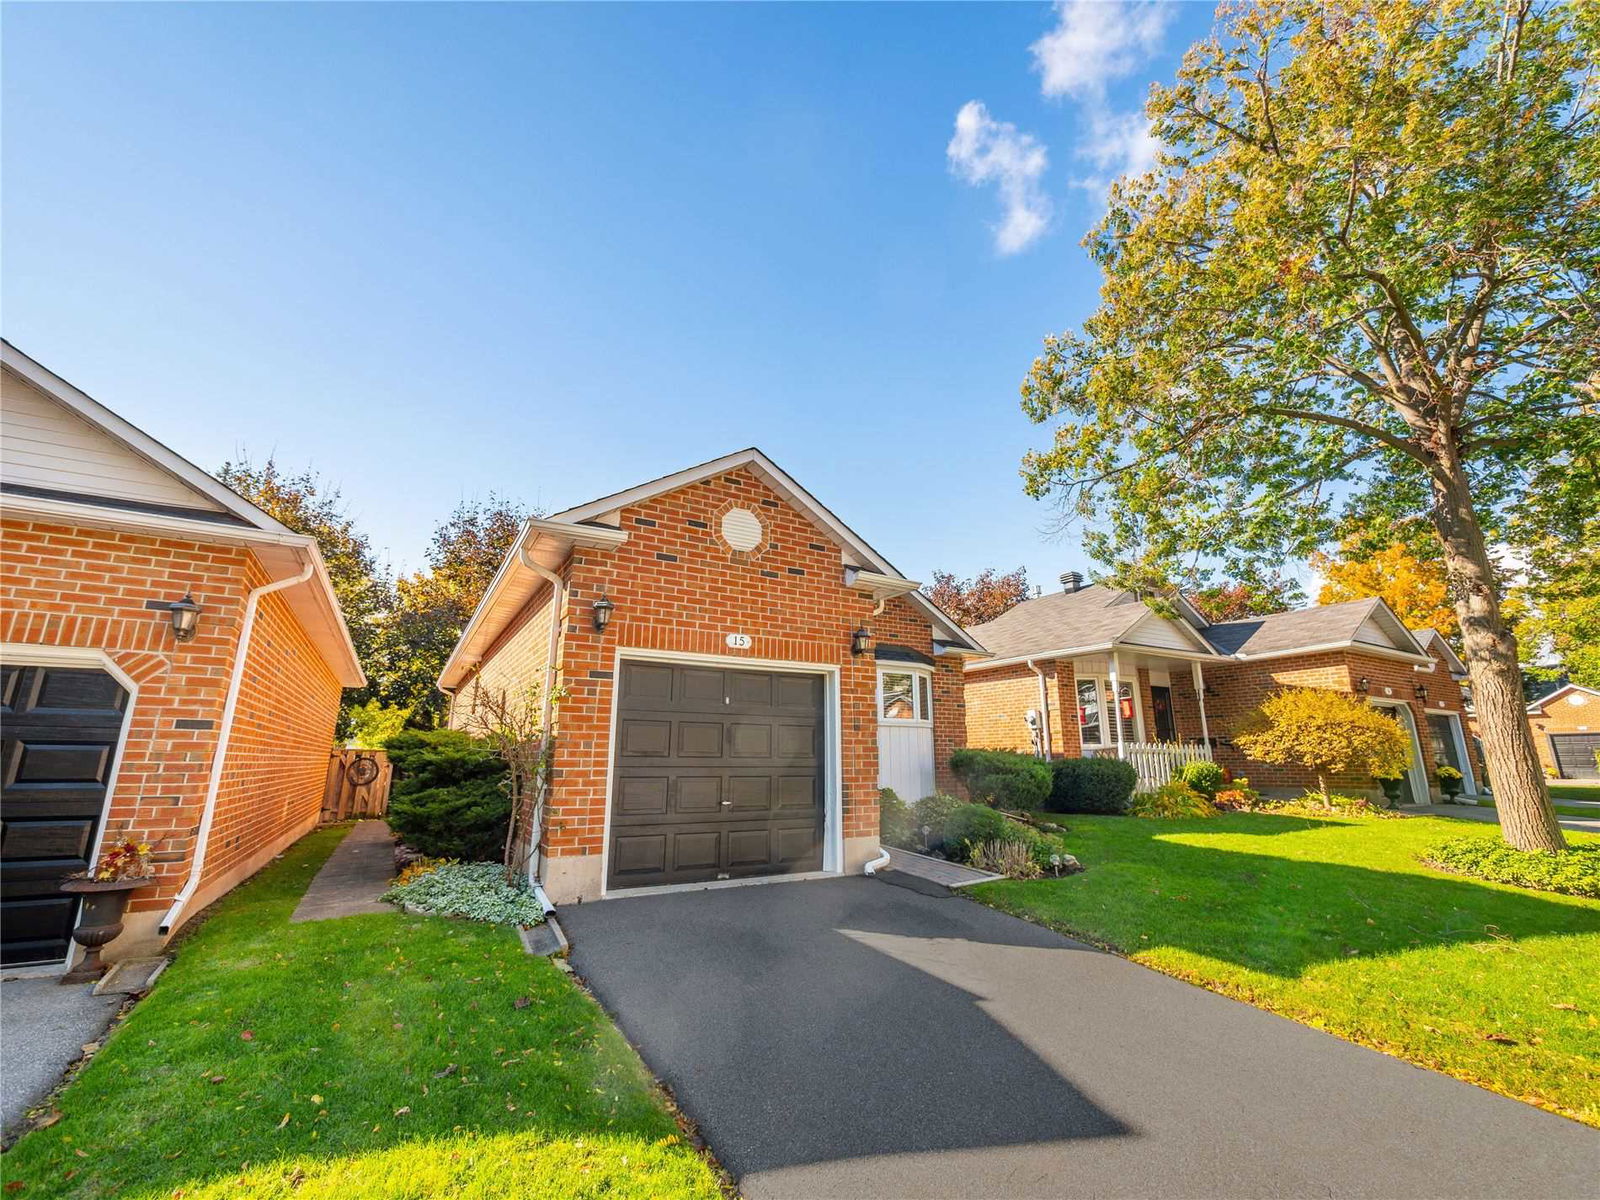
346, 754, 381, 786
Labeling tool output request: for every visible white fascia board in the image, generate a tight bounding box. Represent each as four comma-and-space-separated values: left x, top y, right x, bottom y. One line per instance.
1, 341, 292, 533
1, 491, 364, 686
438, 518, 630, 690
1241, 639, 1433, 666
1527, 683, 1600, 713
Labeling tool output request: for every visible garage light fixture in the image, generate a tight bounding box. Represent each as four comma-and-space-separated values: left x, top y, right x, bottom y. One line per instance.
851, 626, 871, 656
1414, 683, 1429, 702
165, 593, 203, 642
592, 594, 615, 633
1355, 676, 1370, 694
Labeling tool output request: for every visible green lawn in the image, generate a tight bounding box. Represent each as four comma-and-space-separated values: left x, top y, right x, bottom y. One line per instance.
1, 827, 721, 1200
1548, 781, 1600, 805
971, 813, 1600, 1126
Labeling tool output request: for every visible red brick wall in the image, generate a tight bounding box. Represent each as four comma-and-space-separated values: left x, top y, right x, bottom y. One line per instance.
1527, 689, 1600, 777
1, 519, 342, 937
460, 467, 959, 886
449, 587, 556, 733
202, 556, 343, 896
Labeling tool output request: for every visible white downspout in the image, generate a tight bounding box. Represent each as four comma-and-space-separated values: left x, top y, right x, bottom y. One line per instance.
1027, 658, 1053, 759
863, 845, 891, 875
158, 558, 315, 934
1192, 660, 1212, 753
518, 539, 565, 890
1109, 651, 1127, 760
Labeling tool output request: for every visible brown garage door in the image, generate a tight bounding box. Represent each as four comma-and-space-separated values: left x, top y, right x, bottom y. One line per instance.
608, 661, 824, 890
1551, 733, 1600, 781
1, 664, 131, 966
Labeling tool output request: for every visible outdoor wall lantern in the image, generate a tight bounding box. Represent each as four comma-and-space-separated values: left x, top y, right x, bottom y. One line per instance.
165, 594, 203, 642
1355, 676, 1370, 694
850, 626, 872, 656
1414, 683, 1429, 701
592, 594, 615, 633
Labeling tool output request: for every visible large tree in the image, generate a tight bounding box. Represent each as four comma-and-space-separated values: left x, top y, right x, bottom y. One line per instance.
217, 457, 395, 722
1020, 0, 1597, 851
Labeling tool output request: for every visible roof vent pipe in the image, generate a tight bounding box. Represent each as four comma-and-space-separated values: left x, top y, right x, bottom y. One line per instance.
1061, 571, 1083, 593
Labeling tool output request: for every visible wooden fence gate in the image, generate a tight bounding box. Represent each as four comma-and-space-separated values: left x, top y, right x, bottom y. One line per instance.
322, 748, 393, 821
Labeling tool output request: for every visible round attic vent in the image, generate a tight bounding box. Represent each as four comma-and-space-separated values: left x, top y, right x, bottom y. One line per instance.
721, 507, 763, 552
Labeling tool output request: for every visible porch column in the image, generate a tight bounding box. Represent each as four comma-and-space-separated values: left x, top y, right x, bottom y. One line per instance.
1192, 660, 1212, 751
1110, 651, 1127, 759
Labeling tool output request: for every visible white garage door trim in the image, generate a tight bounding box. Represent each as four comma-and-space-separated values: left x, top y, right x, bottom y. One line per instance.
596, 647, 844, 899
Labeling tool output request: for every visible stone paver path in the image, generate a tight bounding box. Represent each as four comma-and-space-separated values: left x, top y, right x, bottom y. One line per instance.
290, 821, 396, 922
885, 847, 1001, 888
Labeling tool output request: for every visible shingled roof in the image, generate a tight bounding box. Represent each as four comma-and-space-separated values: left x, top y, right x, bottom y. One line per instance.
1201, 598, 1411, 656
965, 585, 1156, 660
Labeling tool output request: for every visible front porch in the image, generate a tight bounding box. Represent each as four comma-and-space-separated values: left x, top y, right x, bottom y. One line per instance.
1069, 650, 1218, 791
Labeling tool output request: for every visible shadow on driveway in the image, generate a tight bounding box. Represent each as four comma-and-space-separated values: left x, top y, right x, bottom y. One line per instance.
562, 875, 1599, 1199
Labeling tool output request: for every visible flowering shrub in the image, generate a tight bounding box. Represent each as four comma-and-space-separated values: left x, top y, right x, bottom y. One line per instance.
382, 862, 545, 926
1212, 778, 1264, 811
77, 839, 154, 882
1420, 837, 1600, 898
393, 856, 456, 888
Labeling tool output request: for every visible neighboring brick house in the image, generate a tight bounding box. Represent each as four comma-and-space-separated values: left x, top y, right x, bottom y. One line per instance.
1524, 684, 1600, 780
963, 575, 1478, 802
439, 449, 982, 903
1, 342, 363, 971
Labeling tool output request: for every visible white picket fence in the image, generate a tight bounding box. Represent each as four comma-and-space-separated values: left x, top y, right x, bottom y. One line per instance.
1118, 742, 1214, 791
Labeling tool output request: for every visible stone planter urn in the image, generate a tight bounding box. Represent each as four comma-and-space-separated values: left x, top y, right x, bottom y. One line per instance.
58, 876, 154, 984
1376, 776, 1404, 809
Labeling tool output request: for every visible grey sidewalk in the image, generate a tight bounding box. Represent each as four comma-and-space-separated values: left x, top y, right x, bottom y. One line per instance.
289, 821, 396, 922
1, 979, 120, 1140
1403, 802, 1600, 834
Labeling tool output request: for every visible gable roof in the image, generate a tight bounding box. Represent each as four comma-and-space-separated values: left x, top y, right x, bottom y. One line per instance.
966, 588, 1433, 671
439, 448, 983, 690
556, 448, 979, 651
1412, 627, 1468, 677
1201, 597, 1423, 658
1, 341, 363, 686
1528, 683, 1600, 713
965, 585, 1199, 662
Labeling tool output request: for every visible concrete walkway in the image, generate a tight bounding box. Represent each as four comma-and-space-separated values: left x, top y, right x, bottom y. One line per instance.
1403, 802, 1600, 834
289, 821, 396, 922
1, 979, 120, 1139
564, 876, 1599, 1199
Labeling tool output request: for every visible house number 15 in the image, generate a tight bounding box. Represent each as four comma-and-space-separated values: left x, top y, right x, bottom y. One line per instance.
725, 633, 752, 649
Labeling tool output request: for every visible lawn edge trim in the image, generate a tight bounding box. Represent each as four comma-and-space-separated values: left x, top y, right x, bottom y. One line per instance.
965, 888, 1598, 1129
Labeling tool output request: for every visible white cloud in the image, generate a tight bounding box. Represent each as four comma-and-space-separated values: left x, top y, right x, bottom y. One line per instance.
1073, 106, 1162, 193
1031, 0, 1172, 101
946, 100, 1052, 254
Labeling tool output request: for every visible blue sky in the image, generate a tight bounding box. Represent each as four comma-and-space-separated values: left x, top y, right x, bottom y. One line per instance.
3, 1, 1224, 587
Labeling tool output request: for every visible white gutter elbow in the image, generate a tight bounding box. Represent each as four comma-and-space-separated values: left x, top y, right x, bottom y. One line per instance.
159, 557, 316, 935
863, 846, 892, 876
1027, 658, 1053, 759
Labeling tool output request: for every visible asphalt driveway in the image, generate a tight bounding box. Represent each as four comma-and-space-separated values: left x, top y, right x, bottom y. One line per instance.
562, 875, 1598, 1199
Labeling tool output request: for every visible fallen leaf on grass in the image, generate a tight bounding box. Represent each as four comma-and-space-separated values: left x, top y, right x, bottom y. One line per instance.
433, 1063, 458, 1079
240, 1031, 255, 1042
209, 1076, 226, 1085
514, 997, 530, 1010
33, 1110, 62, 1130
276, 1113, 291, 1129
1552, 1002, 1579, 1011
1481, 1032, 1518, 1045
393, 1107, 411, 1117
309, 1095, 323, 1106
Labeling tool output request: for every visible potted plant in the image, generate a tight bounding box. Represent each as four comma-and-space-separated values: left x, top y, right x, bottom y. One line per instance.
1374, 772, 1405, 809
1435, 765, 1465, 802
59, 839, 156, 984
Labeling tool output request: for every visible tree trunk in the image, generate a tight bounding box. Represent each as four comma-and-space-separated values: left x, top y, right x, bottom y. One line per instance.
1427, 450, 1565, 852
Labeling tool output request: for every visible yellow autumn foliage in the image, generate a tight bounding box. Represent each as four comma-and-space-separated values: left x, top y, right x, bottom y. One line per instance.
1311, 541, 1458, 639
1234, 687, 1413, 801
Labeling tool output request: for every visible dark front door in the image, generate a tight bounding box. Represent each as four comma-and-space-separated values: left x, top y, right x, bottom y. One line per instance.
608, 661, 824, 890
1, 664, 131, 966
1150, 686, 1177, 743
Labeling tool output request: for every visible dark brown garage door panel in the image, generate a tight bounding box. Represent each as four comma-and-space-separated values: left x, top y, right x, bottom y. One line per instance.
609, 661, 825, 889
1550, 733, 1600, 780
2, 664, 131, 967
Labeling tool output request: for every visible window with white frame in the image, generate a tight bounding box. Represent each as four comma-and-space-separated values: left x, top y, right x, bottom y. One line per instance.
879, 668, 932, 723
1076, 677, 1138, 747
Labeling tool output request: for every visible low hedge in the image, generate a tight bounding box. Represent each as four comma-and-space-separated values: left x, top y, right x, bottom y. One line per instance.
1047, 757, 1138, 814
1419, 837, 1600, 898
950, 748, 1052, 811
879, 788, 915, 847
383, 729, 510, 861
1130, 780, 1215, 819
1176, 760, 1226, 797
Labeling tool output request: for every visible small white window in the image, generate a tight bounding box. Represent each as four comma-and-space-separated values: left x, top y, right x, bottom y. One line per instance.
879, 668, 932, 722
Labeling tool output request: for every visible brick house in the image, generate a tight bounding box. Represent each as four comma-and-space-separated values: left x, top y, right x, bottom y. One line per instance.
1, 342, 362, 971
439, 449, 983, 903
963, 575, 1478, 802
1524, 684, 1600, 780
